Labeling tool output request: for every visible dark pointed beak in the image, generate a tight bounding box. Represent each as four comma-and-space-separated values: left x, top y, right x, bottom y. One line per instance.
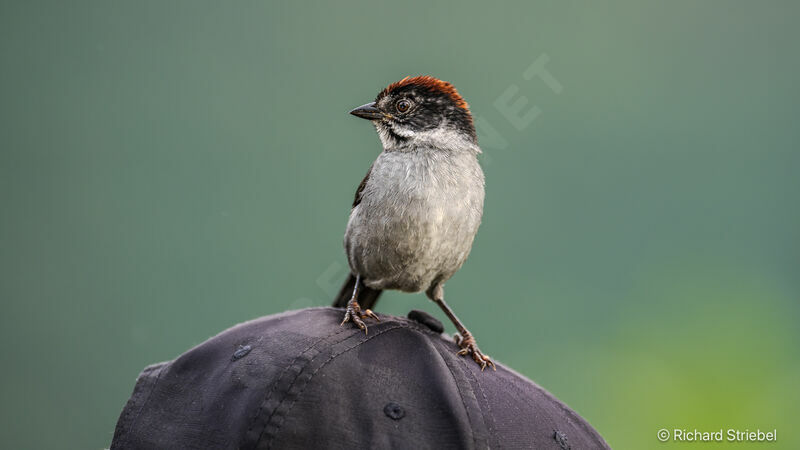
349, 102, 384, 120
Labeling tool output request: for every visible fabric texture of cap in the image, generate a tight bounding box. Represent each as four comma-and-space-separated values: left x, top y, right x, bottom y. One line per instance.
111, 307, 610, 449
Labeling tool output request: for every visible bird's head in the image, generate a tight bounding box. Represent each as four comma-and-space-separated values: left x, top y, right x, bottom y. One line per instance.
349, 76, 478, 153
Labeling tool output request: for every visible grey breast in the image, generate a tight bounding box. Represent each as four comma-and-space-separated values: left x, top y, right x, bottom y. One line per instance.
345, 147, 485, 293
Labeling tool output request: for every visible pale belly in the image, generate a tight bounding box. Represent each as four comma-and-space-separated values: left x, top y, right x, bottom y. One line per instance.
346, 203, 478, 292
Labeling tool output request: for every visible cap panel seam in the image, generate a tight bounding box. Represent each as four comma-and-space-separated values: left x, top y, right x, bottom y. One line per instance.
428, 337, 491, 450
461, 360, 498, 448
245, 311, 434, 449
258, 324, 409, 449
386, 316, 493, 448
244, 324, 353, 447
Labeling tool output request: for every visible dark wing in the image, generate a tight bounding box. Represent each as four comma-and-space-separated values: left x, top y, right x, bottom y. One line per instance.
353, 164, 372, 208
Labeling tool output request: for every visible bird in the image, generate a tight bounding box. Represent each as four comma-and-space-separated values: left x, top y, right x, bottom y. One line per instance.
332, 76, 494, 370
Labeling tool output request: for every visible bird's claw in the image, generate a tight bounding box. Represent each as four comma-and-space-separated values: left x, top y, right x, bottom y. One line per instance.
455, 333, 496, 371
363, 308, 379, 322
340, 302, 380, 334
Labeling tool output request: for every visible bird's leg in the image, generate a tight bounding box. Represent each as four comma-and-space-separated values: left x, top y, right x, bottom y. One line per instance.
432, 293, 496, 371
340, 274, 379, 334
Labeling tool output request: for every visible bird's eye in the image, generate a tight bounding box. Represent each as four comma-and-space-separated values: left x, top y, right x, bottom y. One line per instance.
395, 99, 411, 113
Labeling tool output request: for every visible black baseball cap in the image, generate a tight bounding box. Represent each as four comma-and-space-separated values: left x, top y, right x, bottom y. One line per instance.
111, 307, 610, 449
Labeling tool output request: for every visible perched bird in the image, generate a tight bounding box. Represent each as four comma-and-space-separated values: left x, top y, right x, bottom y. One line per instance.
333, 76, 494, 370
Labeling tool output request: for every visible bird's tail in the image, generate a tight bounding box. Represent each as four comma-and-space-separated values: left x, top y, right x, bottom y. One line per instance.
333, 273, 383, 310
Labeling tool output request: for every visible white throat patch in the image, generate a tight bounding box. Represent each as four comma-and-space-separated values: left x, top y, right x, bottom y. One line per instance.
375, 122, 480, 154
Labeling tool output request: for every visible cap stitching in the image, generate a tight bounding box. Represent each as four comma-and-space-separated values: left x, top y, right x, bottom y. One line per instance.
427, 336, 491, 449
432, 346, 481, 448
261, 324, 409, 449
376, 315, 494, 448
250, 308, 438, 446
462, 359, 498, 448
248, 311, 431, 445
244, 324, 352, 444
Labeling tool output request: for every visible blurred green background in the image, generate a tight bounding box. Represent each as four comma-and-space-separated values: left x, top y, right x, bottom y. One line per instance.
1, 1, 798, 448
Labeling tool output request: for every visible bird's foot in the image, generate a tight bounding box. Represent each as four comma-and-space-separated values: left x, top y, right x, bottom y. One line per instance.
455, 333, 496, 371
340, 301, 380, 334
